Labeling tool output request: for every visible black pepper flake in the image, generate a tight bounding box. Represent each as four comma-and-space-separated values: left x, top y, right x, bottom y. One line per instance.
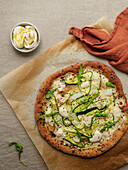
72, 150, 75, 153
42, 122, 45, 127
97, 148, 101, 151
79, 149, 81, 152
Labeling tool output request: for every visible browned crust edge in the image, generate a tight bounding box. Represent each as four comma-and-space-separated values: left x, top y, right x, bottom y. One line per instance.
35, 61, 128, 158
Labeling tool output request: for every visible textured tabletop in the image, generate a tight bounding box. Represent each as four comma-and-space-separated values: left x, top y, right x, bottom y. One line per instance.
0, 0, 128, 170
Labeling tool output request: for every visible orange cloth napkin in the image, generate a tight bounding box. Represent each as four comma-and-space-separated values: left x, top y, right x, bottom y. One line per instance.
69, 7, 128, 73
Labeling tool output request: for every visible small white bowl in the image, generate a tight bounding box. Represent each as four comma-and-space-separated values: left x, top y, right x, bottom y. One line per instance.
10, 22, 40, 53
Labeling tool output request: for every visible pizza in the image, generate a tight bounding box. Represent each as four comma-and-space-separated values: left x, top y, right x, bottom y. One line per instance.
35, 61, 128, 157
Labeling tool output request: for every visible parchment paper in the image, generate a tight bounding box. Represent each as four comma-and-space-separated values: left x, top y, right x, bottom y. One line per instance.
0, 17, 128, 170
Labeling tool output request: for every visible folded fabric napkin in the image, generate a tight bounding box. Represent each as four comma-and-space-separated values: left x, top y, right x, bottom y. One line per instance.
69, 7, 128, 73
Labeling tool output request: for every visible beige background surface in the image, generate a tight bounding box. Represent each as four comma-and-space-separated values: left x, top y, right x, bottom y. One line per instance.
0, 0, 128, 170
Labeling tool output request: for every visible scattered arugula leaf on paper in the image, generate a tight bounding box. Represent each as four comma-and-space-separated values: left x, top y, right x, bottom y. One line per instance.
9, 142, 27, 166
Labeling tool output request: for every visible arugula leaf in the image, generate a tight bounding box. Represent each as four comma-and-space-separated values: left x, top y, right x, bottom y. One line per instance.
34, 111, 58, 128
78, 95, 90, 105
100, 119, 119, 132
77, 64, 83, 92
9, 142, 27, 166
79, 64, 83, 75
106, 82, 115, 88
72, 122, 83, 143
46, 88, 57, 99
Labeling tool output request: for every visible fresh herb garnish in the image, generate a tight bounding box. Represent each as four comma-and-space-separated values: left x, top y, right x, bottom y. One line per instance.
72, 122, 83, 142
9, 142, 27, 166
100, 119, 119, 132
46, 88, 57, 99
106, 82, 115, 88
34, 111, 58, 128
78, 95, 90, 105
77, 64, 83, 92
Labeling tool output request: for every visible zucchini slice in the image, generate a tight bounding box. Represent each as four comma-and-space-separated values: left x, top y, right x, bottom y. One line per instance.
81, 71, 92, 81
65, 76, 78, 85
63, 117, 72, 126
81, 86, 90, 95
89, 72, 101, 97
51, 96, 58, 112
62, 126, 77, 133
65, 135, 83, 148
53, 114, 63, 126
88, 99, 108, 110
71, 95, 89, 111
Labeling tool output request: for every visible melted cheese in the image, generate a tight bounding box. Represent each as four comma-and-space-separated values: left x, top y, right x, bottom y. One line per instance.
45, 107, 52, 123
52, 79, 65, 92
101, 74, 109, 86
55, 128, 66, 137
113, 105, 122, 121
59, 105, 68, 117
90, 130, 102, 143
72, 136, 80, 143
82, 115, 93, 127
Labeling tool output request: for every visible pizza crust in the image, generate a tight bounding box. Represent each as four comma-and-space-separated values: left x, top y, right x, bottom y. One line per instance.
35, 61, 128, 158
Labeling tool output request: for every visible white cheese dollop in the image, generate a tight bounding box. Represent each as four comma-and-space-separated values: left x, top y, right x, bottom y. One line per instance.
70, 92, 83, 102
123, 115, 127, 122
90, 130, 102, 143
45, 107, 52, 123
72, 136, 80, 143
52, 79, 65, 92
113, 105, 122, 121
59, 105, 68, 117
55, 128, 66, 137
82, 115, 93, 127
54, 91, 64, 103
81, 81, 90, 89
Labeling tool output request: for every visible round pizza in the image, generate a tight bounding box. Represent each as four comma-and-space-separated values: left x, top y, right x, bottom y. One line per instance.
35, 61, 128, 157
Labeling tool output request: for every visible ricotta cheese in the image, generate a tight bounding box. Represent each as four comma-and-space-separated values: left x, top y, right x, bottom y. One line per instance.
90, 130, 102, 143
13, 25, 37, 49
52, 79, 65, 92
113, 105, 122, 121
59, 105, 68, 117
72, 136, 80, 143
82, 115, 93, 127
55, 128, 66, 138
